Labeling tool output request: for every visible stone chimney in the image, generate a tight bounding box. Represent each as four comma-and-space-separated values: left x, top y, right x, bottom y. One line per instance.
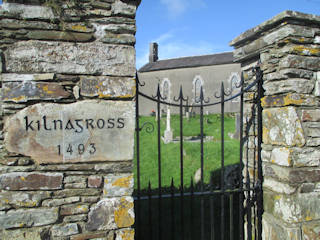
149, 42, 158, 63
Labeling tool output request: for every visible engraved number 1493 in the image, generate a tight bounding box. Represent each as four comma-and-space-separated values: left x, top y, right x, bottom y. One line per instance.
57, 143, 96, 156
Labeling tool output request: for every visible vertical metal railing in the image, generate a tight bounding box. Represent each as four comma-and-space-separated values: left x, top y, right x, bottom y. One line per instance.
220, 83, 226, 240
190, 177, 195, 240
229, 193, 234, 240
256, 67, 264, 240
239, 72, 245, 240
135, 73, 142, 240
178, 86, 185, 240
253, 93, 257, 240
156, 84, 162, 240
134, 67, 263, 240
148, 181, 153, 239
200, 87, 205, 240
170, 178, 175, 240
210, 179, 215, 240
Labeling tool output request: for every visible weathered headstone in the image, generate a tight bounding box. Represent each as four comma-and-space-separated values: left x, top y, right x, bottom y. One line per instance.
155, 109, 159, 121
194, 168, 201, 184
163, 108, 173, 144
186, 111, 190, 120
228, 113, 241, 139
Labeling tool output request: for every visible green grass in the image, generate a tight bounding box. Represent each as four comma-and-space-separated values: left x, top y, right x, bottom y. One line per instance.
134, 113, 240, 190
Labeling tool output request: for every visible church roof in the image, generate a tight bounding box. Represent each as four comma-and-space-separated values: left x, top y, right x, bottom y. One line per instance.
139, 51, 235, 72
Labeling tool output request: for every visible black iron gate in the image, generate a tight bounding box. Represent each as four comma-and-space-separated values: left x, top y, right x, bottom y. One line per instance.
134, 67, 264, 240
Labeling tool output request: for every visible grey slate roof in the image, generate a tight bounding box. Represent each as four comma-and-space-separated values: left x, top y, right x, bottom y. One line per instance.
139, 52, 235, 72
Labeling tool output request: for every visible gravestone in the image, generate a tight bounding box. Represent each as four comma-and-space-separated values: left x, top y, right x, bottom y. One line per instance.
186, 111, 190, 120
228, 113, 240, 139
163, 108, 173, 144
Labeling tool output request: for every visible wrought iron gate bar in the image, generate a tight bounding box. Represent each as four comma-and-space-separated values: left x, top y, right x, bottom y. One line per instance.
156, 86, 162, 240
239, 72, 245, 240
246, 115, 252, 240
134, 68, 263, 240
170, 178, 175, 240
147, 181, 152, 240
253, 100, 258, 240
200, 87, 205, 240
137, 78, 259, 108
178, 86, 185, 240
256, 67, 264, 240
190, 178, 195, 240
220, 82, 225, 240
230, 193, 234, 240
134, 73, 142, 240
210, 189, 215, 240
133, 187, 260, 200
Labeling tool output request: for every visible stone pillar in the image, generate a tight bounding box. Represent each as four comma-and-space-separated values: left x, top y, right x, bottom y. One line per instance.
230, 11, 320, 239
0, 0, 140, 239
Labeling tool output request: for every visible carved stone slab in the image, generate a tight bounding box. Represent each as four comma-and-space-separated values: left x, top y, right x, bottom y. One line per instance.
4, 100, 134, 164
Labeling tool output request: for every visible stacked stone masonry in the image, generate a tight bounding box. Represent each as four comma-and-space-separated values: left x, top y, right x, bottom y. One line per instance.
0, 0, 140, 239
231, 11, 320, 240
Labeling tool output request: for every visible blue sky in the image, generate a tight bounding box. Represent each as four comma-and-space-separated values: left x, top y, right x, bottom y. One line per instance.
136, 0, 320, 68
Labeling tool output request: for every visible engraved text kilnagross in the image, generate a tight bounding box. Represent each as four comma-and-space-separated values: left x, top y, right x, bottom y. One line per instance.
4, 100, 135, 164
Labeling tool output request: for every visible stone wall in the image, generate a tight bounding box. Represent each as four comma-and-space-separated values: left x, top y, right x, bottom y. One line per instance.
231, 11, 320, 239
0, 0, 140, 239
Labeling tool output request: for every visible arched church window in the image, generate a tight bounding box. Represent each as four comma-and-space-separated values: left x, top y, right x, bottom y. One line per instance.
193, 75, 203, 103
163, 81, 169, 99
161, 78, 171, 101
231, 75, 238, 90
229, 73, 240, 102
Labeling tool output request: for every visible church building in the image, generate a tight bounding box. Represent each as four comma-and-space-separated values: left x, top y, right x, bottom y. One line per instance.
137, 43, 241, 115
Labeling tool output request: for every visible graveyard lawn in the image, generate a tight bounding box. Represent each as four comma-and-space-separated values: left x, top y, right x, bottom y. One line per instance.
134, 114, 240, 191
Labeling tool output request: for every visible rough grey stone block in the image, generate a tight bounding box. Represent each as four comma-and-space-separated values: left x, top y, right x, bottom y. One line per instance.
0, 207, 59, 229
4, 41, 135, 76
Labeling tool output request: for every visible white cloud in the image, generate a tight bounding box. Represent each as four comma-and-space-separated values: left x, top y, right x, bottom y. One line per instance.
160, 0, 186, 17
154, 32, 174, 43
160, 0, 206, 18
